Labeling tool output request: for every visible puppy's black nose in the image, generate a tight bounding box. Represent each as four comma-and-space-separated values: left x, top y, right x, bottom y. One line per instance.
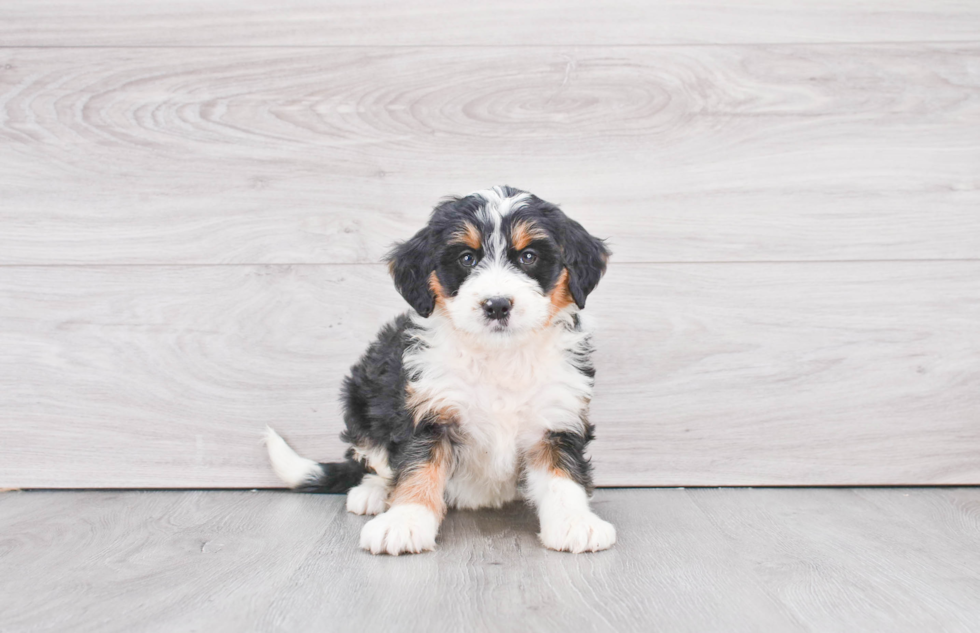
482, 297, 512, 321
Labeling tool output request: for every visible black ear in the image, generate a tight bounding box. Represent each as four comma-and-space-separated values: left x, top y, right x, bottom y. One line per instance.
559, 218, 609, 309
385, 227, 437, 317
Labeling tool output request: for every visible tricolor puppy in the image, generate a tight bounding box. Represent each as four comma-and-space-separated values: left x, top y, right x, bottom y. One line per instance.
265, 186, 614, 555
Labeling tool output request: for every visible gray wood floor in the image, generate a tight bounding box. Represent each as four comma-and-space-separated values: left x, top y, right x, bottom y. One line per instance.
1, 488, 978, 632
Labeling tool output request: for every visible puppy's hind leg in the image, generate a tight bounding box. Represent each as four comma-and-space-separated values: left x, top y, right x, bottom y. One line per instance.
346, 474, 389, 515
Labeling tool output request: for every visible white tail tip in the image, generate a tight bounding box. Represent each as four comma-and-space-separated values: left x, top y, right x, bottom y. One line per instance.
264, 426, 322, 488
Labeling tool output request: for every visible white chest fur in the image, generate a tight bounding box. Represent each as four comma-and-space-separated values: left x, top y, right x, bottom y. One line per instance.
404, 312, 594, 509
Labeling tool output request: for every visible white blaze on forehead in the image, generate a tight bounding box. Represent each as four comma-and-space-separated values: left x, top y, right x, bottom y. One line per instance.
469, 186, 531, 261
469, 185, 531, 218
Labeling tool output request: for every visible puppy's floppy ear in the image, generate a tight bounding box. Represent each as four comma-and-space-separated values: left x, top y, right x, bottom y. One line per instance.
385, 226, 437, 317
559, 217, 609, 309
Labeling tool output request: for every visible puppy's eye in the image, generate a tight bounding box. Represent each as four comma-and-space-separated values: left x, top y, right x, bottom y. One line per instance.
458, 251, 478, 268
519, 250, 538, 266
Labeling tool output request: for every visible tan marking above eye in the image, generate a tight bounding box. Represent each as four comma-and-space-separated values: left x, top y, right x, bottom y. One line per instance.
449, 222, 482, 251
511, 220, 547, 251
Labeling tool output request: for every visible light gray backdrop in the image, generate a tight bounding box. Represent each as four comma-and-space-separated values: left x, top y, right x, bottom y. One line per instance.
1, 1, 978, 487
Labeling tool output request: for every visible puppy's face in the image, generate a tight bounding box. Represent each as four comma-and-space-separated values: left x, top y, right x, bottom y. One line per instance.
388, 186, 609, 341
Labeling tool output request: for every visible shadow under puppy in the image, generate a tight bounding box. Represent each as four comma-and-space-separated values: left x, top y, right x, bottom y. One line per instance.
266, 186, 614, 555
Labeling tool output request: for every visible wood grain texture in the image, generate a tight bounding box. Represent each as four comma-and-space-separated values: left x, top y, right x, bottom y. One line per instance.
2, 489, 979, 633
853, 488, 980, 570
1, 1, 979, 46
1, 45, 979, 265
1, 262, 977, 488
689, 488, 980, 632
3, 2, 979, 490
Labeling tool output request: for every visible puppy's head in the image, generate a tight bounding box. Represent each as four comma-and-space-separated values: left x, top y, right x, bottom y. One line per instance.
386, 186, 609, 340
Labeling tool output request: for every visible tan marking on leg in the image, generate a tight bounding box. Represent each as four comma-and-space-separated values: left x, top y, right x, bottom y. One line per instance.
511, 220, 548, 251
526, 438, 572, 480
389, 439, 452, 517
449, 221, 482, 250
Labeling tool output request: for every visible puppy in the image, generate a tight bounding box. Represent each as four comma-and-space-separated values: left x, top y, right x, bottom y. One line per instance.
265, 186, 614, 555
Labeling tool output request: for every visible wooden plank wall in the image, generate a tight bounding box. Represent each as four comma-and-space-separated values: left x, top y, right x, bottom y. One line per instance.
1, 1, 978, 487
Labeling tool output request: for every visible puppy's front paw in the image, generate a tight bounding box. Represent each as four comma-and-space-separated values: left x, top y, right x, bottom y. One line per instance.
359, 503, 439, 555
540, 511, 616, 553
346, 475, 388, 515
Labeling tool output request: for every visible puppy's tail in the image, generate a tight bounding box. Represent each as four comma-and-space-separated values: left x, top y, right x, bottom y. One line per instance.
263, 426, 366, 493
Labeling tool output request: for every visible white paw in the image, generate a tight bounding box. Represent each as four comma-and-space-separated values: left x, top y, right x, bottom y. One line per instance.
346, 475, 388, 515
540, 511, 616, 553
359, 504, 439, 555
